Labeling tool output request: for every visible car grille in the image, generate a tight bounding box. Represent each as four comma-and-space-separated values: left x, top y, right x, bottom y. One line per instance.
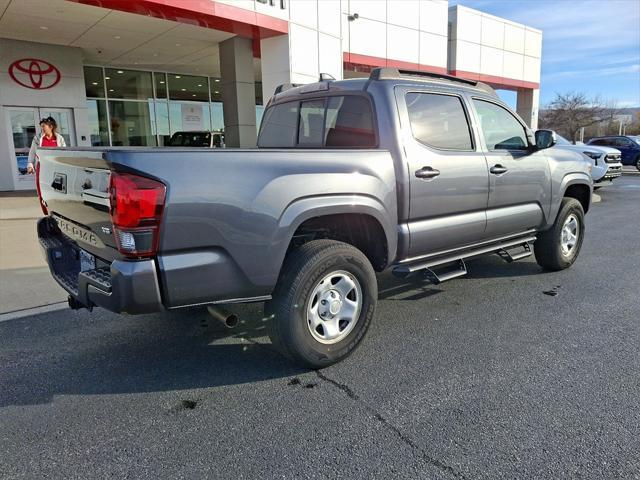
605, 154, 621, 163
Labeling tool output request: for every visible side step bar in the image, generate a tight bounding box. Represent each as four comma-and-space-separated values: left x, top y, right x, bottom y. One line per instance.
393, 235, 536, 281
422, 259, 467, 285
497, 242, 532, 263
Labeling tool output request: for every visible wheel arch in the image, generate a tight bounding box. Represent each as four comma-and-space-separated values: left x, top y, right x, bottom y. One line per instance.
547, 174, 592, 228
268, 195, 398, 282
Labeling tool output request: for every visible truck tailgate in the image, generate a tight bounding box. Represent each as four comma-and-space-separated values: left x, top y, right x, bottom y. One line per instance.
37, 148, 119, 262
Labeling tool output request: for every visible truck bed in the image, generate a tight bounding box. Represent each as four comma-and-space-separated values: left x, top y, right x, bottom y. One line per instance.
36, 147, 398, 311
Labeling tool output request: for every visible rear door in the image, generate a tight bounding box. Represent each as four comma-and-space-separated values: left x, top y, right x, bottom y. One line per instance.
395, 87, 490, 257
470, 98, 550, 238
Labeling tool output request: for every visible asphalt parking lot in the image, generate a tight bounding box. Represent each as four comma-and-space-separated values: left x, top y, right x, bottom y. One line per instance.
1, 176, 639, 479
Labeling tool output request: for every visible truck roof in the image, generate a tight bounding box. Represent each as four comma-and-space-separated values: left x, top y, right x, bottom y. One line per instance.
272, 67, 497, 104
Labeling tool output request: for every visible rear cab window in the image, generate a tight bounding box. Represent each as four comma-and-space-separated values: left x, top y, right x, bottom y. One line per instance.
258, 95, 376, 148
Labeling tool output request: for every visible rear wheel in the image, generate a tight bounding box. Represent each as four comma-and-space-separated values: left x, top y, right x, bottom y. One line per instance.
268, 240, 377, 369
534, 198, 585, 271
635, 155, 640, 172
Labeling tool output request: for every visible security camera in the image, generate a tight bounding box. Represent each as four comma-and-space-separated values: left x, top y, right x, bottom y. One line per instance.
348, 13, 359, 21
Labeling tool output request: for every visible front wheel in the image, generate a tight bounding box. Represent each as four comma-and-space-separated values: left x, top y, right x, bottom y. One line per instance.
534, 198, 585, 271
268, 240, 377, 369
635, 155, 640, 172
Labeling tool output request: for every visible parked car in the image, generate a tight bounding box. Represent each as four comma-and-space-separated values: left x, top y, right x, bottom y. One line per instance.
554, 133, 622, 184
587, 135, 640, 171
35, 68, 592, 368
166, 131, 225, 148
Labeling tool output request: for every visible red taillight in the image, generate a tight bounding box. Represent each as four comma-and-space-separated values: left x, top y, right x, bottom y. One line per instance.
109, 172, 166, 258
35, 161, 48, 216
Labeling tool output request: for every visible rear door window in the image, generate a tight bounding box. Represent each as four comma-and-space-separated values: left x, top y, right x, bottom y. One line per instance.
405, 92, 473, 150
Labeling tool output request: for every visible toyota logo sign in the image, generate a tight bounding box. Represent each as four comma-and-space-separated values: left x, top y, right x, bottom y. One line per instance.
8, 58, 61, 90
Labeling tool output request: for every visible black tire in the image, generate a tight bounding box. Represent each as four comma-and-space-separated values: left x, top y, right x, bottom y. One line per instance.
534, 198, 585, 271
635, 155, 640, 172
268, 240, 377, 369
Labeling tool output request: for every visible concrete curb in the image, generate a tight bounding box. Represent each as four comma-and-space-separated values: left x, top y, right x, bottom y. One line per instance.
0, 301, 68, 323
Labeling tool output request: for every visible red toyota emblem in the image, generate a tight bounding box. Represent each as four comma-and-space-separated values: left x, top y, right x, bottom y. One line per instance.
8, 58, 61, 90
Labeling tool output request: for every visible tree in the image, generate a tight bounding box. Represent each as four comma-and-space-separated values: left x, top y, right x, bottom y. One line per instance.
539, 92, 618, 141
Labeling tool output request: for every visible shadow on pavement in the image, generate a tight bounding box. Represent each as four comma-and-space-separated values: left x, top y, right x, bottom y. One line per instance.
0, 304, 306, 407
463, 254, 544, 278
1, 254, 546, 407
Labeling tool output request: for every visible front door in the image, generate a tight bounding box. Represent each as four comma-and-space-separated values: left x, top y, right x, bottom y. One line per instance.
6, 107, 76, 184
470, 98, 550, 238
7, 108, 37, 178
395, 87, 490, 259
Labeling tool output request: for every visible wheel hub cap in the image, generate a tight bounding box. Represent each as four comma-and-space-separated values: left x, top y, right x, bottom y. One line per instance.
560, 214, 579, 256
307, 271, 362, 344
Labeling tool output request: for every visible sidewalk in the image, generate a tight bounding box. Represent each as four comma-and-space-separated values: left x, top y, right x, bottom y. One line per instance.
0, 192, 67, 314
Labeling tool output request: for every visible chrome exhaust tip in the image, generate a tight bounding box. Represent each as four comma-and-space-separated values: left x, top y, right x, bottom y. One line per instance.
207, 306, 239, 328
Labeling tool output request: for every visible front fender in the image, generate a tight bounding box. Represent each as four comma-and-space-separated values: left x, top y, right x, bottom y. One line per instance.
547, 172, 592, 228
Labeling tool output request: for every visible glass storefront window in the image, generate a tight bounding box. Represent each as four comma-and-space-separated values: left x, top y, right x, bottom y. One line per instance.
255, 105, 265, 132
168, 102, 211, 133
255, 82, 263, 106
154, 102, 170, 145
105, 68, 153, 100
168, 74, 209, 102
86, 100, 109, 146
108, 101, 156, 146
84, 66, 105, 98
154, 72, 167, 99
211, 103, 224, 132
210, 77, 222, 102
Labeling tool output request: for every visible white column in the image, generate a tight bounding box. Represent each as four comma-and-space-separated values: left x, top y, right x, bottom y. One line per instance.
219, 36, 257, 148
516, 88, 540, 130
260, 0, 342, 105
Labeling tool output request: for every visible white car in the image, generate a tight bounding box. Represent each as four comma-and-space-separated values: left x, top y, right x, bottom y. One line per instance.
555, 134, 622, 185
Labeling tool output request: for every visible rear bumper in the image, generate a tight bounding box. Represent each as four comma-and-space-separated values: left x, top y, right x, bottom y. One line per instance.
38, 217, 164, 314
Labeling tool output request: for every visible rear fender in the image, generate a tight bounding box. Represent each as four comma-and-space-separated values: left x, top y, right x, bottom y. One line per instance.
266, 195, 397, 283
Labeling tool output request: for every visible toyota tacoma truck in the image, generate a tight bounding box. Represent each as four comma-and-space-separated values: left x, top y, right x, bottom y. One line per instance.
36, 68, 592, 368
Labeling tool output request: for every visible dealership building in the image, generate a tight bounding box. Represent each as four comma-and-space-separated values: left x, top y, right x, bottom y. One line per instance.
0, 0, 542, 191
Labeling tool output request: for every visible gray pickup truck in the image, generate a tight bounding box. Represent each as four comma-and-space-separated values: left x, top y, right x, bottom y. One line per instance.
36, 68, 592, 368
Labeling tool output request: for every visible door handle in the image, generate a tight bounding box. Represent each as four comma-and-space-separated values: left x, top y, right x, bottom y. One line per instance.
490, 164, 508, 175
415, 166, 440, 179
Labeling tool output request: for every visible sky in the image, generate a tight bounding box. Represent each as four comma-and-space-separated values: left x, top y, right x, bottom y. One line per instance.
449, 0, 640, 109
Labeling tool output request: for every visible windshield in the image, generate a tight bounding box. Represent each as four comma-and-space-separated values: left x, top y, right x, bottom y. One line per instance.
167, 132, 211, 147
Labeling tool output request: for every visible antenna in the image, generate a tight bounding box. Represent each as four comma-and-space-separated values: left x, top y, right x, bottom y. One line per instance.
319, 73, 336, 82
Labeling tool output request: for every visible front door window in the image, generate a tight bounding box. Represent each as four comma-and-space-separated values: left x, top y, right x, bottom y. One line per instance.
472, 99, 528, 151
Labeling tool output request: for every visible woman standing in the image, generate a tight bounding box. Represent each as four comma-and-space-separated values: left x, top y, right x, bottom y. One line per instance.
26, 116, 66, 174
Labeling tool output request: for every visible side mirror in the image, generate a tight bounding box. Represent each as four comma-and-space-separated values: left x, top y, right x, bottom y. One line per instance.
535, 129, 557, 150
